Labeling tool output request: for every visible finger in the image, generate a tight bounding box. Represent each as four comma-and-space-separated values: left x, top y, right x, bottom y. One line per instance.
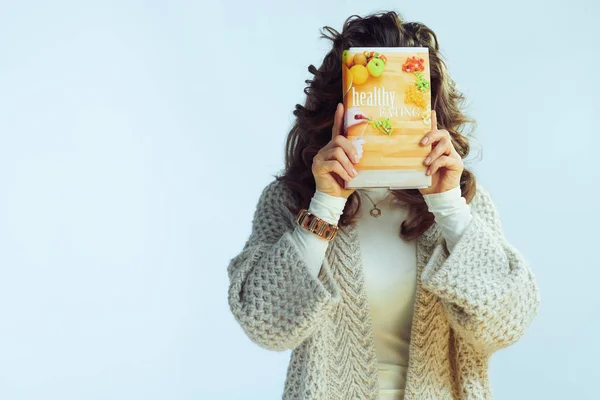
421, 128, 450, 146
424, 136, 452, 165
318, 133, 360, 163
322, 146, 358, 178
320, 102, 346, 152
426, 155, 461, 176
332, 103, 344, 140
321, 159, 353, 181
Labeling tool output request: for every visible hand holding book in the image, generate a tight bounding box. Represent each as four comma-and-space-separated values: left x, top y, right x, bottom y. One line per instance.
418, 110, 464, 195
312, 103, 359, 199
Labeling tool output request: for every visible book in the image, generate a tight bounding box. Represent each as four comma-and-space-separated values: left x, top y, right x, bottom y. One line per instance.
341, 47, 433, 189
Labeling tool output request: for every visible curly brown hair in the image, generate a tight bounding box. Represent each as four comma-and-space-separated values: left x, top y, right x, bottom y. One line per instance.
275, 10, 481, 241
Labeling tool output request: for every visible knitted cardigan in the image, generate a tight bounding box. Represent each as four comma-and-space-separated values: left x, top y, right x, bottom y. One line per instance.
227, 178, 541, 400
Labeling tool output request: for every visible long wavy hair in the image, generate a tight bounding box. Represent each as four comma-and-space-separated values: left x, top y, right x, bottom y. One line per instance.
275, 10, 481, 241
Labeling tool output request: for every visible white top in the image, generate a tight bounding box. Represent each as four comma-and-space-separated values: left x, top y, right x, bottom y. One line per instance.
288, 185, 472, 400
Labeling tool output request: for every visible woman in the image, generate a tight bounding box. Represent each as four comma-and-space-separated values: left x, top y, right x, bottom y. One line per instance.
227, 11, 540, 400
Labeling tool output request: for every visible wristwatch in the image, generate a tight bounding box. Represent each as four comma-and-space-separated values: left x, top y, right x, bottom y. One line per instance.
295, 208, 339, 241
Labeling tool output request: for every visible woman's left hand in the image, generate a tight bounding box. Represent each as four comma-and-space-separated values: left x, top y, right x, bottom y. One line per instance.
418, 110, 464, 195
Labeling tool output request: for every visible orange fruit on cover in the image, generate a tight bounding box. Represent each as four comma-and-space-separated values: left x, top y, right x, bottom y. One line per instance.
353, 53, 367, 66
350, 64, 369, 85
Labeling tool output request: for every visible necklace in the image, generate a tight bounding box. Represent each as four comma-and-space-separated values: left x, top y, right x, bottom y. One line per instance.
360, 189, 392, 218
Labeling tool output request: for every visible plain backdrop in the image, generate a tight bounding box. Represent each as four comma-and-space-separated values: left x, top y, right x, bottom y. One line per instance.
1, 1, 599, 399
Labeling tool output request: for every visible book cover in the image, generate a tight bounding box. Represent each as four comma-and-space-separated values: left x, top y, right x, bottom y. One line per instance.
341, 47, 433, 189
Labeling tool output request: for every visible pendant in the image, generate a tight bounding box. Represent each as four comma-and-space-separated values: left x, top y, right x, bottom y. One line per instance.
370, 207, 382, 218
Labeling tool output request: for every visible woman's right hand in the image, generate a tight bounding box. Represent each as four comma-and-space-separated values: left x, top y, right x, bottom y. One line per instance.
312, 103, 359, 199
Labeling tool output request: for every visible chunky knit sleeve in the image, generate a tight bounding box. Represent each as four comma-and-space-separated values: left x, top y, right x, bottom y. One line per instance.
227, 179, 342, 352
420, 183, 541, 355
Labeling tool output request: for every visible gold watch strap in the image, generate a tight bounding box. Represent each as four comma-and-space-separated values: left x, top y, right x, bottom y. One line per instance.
295, 208, 338, 241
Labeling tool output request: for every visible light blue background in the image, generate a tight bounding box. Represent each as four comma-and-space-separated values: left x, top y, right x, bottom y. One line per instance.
1, 1, 598, 399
